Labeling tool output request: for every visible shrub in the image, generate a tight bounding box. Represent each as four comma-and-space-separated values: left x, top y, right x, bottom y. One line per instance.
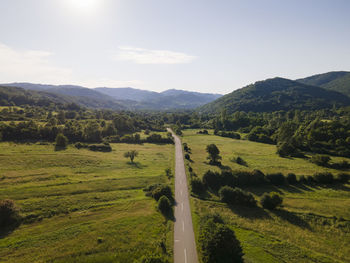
216, 131, 241, 139
286, 173, 297, 184
251, 169, 266, 184
88, 143, 112, 152
106, 135, 120, 143
137, 254, 169, 263
219, 186, 257, 207
152, 185, 173, 202
231, 156, 247, 166
191, 178, 205, 195
306, 175, 315, 184
277, 142, 296, 157
165, 168, 172, 179
55, 133, 68, 149
197, 130, 209, 135
261, 192, 283, 210
337, 173, 350, 183
158, 196, 172, 217
183, 143, 190, 152
184, 153, 190, 160
266, 173, 285, 185
146, 134, 172, 144
313, 172, 334, 184
74, 142, 86, 149
0, 199, 21, 227
202, 170, 222, 191
298, 175, 307, 184
310, 155, 331, 166
199, 217, 243, 263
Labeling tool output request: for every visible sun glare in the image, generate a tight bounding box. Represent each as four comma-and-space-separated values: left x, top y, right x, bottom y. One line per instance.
66, 0, 99, 14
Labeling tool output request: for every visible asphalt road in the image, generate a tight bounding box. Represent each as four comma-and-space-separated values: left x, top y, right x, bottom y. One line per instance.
168, 128, 199, 263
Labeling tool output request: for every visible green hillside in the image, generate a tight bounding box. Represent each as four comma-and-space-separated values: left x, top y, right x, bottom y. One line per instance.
198, 77, 350, 113
0, 85, 126, 110
297, 71, 350, 97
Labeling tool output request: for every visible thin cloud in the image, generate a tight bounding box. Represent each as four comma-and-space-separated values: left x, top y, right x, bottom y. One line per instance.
115, 46, 197, 64
0, 42, 72, 83
0, 42, 144, 88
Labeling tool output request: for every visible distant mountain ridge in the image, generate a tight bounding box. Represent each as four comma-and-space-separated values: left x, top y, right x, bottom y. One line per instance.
198, 76, 350, 113
1, 83, 222, 110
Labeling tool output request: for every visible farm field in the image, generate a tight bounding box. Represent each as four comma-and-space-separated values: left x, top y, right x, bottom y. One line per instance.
183, 129, 350, 263
0, 142, 174, 263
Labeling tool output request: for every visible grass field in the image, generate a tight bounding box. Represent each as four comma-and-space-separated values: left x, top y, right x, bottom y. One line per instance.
183, 129, 350, 263
182, 129, 350, 177
0, 142, 174, 263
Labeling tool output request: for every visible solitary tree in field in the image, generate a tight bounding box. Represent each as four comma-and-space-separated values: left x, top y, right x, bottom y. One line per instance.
206, 144, 222, 165
124, 150, 139, 163
55, 133, 68, 149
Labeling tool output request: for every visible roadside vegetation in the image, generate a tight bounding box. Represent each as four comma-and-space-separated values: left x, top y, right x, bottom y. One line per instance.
183, 129, 350, 263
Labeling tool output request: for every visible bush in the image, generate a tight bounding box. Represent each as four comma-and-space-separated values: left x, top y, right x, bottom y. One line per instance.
146, 134, 173, 144
260, 192, 283, 210
183, 143, 190, 152
55, 133, 68, 149
310, 155, 331, 166
298, 175, 307, 184
231, 156, 247, 166
266, 173, 285, 185
105, 135, 120, 143
202, 170, 222, 191
0, 199, 21, 227
219, 186, 257, 207
199, 216, 243, 263
277, 142, 297, 157
197, 130, 209, 135
313, 172, 334, 184
158, 196, 172, 216
191, 178, 205, 195
165, 168, 172, 179
184, 153, 190, 160
306, 175, 315, 184
337, 173, 350, 183
137, 254, 169, 263
88, 143, 112, 152
286, 173, 297, 184
216, 131, 241, 139
152, 185, 173, 202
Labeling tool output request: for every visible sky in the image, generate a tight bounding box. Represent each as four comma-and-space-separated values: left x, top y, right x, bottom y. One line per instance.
0, 0, 350, 94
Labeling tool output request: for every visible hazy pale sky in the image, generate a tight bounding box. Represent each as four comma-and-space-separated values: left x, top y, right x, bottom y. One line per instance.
0, 0, 349, 94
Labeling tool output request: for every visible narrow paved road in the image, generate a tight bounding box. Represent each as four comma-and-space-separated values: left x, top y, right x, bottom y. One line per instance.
168, 128, 198, 263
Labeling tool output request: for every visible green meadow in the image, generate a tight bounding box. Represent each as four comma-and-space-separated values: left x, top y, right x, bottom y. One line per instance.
0, 142, 174, 263
183, 129, 350, 263
182, 129, 350, 177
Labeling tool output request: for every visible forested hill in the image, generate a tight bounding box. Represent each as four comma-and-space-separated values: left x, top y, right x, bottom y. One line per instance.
0, 85, 126, 110
2, 83, 221, 110
296, 71, 350, 97
198, 77, 350, 114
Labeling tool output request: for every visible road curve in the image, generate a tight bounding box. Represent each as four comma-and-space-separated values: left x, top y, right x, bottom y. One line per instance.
168, 128, 199, 263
